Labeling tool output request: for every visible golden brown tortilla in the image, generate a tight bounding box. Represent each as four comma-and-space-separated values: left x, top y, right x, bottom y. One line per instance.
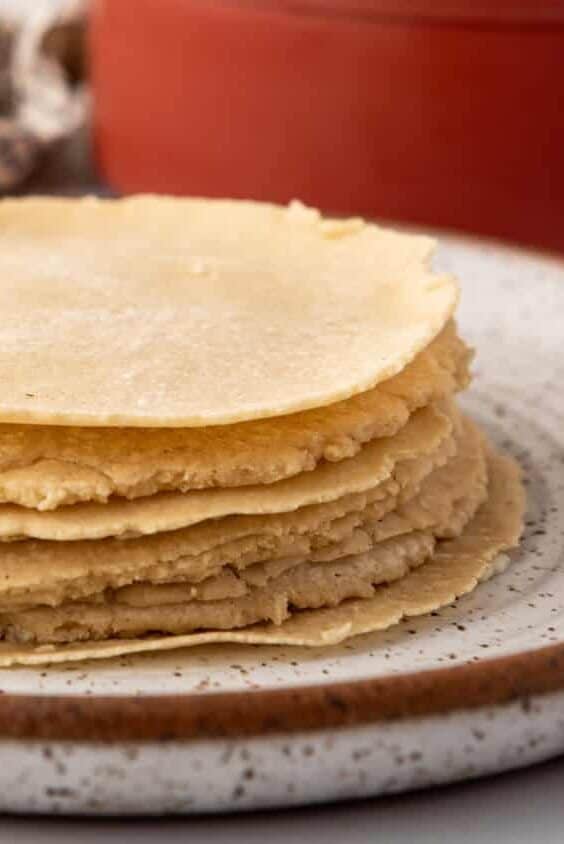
0, 196, 457, 428
0, 402, 456, 542
0, 322, 471, 510
0, 417, 485, 612
0, 449, 524, 663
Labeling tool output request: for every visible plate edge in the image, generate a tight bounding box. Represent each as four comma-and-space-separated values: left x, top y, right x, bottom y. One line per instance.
0, 641, 563, 742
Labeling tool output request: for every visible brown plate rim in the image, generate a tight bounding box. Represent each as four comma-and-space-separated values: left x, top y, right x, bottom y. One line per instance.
0, 640, 562, 742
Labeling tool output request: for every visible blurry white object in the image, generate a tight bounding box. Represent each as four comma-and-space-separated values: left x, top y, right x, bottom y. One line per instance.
0, 0, 67, 21
13, 0, 88, 144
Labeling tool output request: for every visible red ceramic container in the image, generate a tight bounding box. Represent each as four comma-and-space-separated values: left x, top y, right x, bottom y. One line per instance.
89, 0, 564, 251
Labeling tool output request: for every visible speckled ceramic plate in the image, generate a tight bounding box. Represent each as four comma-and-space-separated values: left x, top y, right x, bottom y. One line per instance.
0, 232, 563, 816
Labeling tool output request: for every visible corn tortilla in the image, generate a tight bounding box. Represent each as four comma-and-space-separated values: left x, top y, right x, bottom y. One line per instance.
0, 450, 524, 664
0, 196, 457, 428
0, 402, 455, 542
0, 417, 485, 611
0, 322, 471, 510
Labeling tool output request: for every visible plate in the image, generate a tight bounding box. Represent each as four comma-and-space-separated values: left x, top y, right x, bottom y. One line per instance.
0, 231, 563, 816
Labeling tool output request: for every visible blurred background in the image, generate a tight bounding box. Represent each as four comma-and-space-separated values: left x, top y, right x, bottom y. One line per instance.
0, 0, 563, 251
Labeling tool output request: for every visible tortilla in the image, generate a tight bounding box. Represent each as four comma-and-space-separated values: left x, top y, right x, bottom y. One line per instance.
0, 196, 457, 428
0, 401, 455, 541
1, 533, 438, 643
0, 321, 471, 510
0, 417, 485, 611
0, 449, 524, 664
106, 445, 487, 613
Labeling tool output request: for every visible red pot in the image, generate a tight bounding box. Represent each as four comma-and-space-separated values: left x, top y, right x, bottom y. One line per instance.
89, 0, 564, 251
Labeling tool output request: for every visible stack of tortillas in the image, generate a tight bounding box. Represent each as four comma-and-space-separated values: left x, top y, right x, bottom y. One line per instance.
0, 196, 525, 666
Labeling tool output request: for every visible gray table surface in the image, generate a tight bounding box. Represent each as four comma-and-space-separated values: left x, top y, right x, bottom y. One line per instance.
1, 755, 563, 843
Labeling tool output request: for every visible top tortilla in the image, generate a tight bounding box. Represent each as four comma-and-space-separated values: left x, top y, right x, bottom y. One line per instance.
0, 195, 457, 427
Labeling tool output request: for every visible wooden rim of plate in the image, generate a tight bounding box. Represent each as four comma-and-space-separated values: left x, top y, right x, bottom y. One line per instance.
0, 641, 562, 742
